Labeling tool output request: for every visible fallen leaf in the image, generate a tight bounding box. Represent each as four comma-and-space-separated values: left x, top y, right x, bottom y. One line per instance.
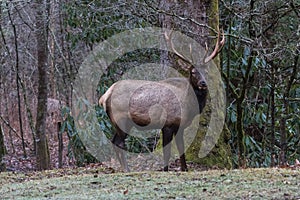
123, 189, 128, 195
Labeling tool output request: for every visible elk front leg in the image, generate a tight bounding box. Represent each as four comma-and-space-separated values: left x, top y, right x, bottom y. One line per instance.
162, 126, 174, 171
175, 129, 188, 171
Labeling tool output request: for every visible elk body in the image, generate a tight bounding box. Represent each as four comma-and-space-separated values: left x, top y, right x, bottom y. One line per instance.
99, 31, 224, 172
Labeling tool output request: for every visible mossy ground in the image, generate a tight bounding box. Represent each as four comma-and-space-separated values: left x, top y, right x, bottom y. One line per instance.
0, 167, 299, 199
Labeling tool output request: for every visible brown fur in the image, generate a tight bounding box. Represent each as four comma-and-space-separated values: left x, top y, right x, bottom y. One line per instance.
99, 75, 207, 172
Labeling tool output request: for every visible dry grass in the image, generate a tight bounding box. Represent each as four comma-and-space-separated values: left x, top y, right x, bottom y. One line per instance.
0, 167, 299, 199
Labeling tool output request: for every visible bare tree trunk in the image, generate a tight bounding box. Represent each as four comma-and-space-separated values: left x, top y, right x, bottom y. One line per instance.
0, 3, 14, 155
49, 0, 56, 99
58, 122, 63, 168
4, 94, 15, 154
21, 82, 37, 154
34, 0, 50, 170
0, 125, 6, 172
269, 62, 276, 167
7, 3, 27, 158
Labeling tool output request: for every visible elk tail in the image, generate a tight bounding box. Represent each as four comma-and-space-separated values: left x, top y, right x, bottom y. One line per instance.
99, 83, 116, 112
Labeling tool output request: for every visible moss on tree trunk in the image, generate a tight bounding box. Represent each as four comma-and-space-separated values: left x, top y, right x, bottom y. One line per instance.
185, 0, 232, 169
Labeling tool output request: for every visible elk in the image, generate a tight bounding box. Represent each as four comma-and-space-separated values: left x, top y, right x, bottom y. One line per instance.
99, 31, 225, 172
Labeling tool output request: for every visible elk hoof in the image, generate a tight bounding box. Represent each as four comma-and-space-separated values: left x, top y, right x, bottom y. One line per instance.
181, 168, 188, 172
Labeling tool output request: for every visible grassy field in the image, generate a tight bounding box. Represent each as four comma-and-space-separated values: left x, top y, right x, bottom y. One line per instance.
0, 167, 299, 199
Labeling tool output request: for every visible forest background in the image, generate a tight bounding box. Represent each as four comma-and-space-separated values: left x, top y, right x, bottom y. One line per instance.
0, 0, 299, 172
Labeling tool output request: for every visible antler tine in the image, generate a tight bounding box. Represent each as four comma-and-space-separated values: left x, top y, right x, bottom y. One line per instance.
164, 30, 192, 65
204, 30, 225, 63
219, 30, 225, 52
202, 42, 209, 64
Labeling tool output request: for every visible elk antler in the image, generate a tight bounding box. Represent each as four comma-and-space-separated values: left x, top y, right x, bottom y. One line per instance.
165, 30, 225, 65
164, 30, 193, 65
204, 30, 225, 63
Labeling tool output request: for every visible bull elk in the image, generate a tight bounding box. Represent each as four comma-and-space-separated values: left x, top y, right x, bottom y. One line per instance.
99, 30, 225, 172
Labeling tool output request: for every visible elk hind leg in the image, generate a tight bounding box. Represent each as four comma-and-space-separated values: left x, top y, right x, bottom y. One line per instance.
113, 145, 129, 172
112, 127, 129, 172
